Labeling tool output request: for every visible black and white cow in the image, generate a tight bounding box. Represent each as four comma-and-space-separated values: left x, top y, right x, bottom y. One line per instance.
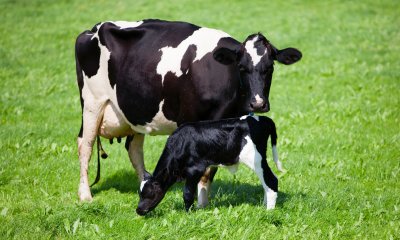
136, 115, 282, 215
75, 19, 301, 202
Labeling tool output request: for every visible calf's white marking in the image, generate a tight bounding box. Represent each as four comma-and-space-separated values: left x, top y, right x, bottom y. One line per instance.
197, 180, 210, 208
239, 136, 277, 209
239, 115, 259, 121
272, 145, 283, 172
140, 180, 148, 192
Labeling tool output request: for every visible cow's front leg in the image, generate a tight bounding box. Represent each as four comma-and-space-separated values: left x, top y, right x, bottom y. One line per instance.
126, 134, 150, 181
78, 101, 105, 201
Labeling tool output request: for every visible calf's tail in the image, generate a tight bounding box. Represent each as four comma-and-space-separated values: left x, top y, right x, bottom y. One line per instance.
269, 119, 284, 172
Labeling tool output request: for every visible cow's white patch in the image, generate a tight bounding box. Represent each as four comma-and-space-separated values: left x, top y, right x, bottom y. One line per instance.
157, 27, 231, 83
131, 100, 178, 135
99, 102, 134, 138
140, 180, 148, 192
245, 35, 267, 66
239, 135, 277, 209
110, 20, 143, 29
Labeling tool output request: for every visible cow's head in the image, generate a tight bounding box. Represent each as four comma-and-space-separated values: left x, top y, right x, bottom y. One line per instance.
136, 178, 165, 216
213, 33, 302, 113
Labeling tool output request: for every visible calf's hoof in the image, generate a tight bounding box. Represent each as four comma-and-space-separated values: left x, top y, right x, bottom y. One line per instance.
266, 203, 276, 210
197, 201, 209, 209
197, 189, 209, 208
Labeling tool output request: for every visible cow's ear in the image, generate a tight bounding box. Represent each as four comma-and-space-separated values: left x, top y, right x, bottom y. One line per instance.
213, 47, 242, 65
275, 48, 302, 65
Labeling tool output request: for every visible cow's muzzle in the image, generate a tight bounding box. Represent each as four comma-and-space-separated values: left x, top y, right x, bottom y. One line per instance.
250, 102, 269, 112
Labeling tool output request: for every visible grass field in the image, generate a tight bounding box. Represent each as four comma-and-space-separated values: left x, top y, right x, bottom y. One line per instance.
1, 0, 399, 239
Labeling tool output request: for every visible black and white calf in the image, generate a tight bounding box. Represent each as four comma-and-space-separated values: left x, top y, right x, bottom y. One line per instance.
136, 115, 283, 215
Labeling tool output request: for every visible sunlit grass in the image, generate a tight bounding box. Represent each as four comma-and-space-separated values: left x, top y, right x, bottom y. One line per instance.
0, 0, 399, 238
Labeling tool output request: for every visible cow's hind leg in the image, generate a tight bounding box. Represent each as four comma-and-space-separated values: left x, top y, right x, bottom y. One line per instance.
125, 134, 150, 181
78, 100, 105, 201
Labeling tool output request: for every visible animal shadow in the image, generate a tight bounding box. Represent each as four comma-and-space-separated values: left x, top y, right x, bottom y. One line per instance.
209, 179, 292, 208
91, 170, 140, 195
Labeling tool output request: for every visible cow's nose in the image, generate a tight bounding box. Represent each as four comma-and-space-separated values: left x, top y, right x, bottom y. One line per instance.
250, 102, 269, 112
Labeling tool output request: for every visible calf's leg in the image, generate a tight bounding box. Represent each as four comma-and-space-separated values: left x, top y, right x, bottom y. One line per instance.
260, 159, 278, 209
185, 167, 205, 211
197, 167, 217, 208
239, 137, 278, 209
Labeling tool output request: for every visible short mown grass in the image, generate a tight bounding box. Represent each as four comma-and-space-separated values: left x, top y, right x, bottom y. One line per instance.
1, 0, 399, 239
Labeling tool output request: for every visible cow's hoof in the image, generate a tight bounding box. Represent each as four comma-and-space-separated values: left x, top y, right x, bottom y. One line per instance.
79, 193, 93, 202
78, 186, 93, 202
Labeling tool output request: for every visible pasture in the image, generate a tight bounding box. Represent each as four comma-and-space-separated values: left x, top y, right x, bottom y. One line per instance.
0, 0, 399, 239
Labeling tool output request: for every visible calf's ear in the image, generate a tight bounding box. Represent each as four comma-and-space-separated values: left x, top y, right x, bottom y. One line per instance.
275, 48, 302, 65
213, 47, 242, 65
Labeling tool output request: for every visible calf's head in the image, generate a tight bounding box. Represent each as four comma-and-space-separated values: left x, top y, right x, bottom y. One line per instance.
136, 178, 165, 216
213, 33, 302, 113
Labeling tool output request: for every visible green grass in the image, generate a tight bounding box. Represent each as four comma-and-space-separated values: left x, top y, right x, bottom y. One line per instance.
1, 0, 399, 239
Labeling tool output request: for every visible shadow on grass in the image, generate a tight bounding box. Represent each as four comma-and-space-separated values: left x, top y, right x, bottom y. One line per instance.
209, 179, 292, 208
91, 170, 140, 195
91, 170, 184, 196
91, 170, 294, 210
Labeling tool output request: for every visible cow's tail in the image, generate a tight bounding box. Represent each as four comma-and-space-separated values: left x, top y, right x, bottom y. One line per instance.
90, 136, 108, 187
268, 118, 284, 172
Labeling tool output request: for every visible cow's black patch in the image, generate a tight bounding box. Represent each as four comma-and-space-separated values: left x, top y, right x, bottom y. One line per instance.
117, 69, 163, 125
75, 31, 101, 78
